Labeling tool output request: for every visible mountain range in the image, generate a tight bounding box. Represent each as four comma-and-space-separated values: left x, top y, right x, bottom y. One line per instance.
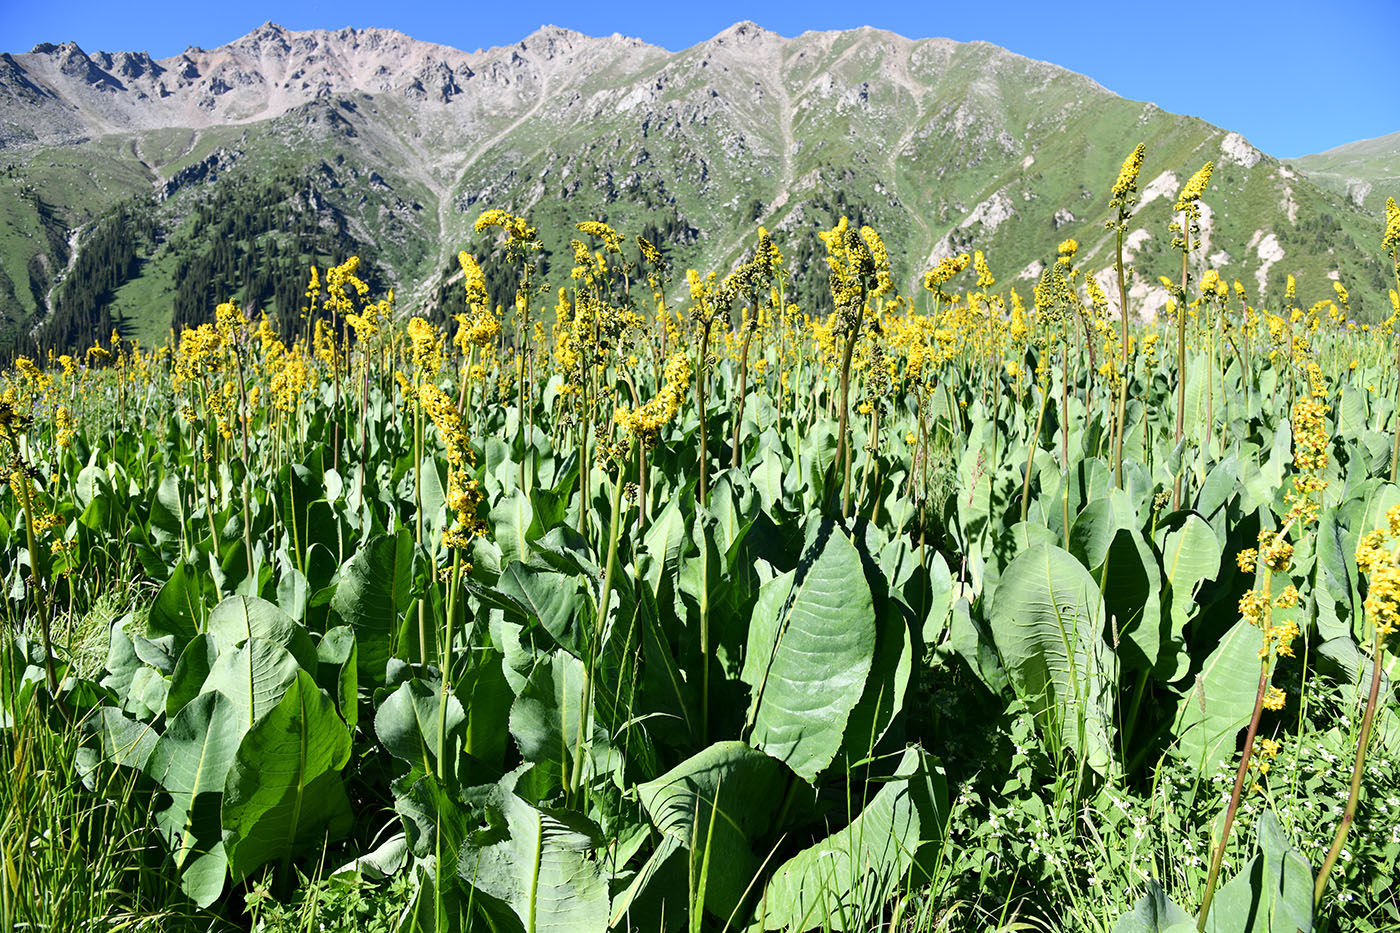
0, 21, 1394, 350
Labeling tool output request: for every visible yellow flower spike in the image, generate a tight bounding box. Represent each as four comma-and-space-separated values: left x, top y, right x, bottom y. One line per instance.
1175, 161, 1214, 210
1384, 197, 1400, 256
576, 220, 623, 254
1111, 143, 1146, 202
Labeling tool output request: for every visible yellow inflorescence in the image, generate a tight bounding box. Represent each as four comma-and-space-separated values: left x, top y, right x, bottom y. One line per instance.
1174, 161, 1214, 210
1355, 505, 1400, 644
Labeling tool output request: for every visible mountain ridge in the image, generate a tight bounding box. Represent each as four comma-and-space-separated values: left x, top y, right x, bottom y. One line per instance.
0, 21, 1392, 350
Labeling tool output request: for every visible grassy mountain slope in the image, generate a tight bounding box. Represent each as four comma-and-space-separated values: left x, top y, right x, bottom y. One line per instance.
1289, 130, 1400, 217
0, 22, 1394, 352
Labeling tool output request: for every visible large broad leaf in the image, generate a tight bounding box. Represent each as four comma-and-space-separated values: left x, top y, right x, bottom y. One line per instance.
508, 649, 604, 792
1157, 513, 1222, 679
331, 531, 415, 689
147, 562, 215, 646
838, 597, 913, 767
608, 834, 688, 932
206, 596, 318, 674
757, 746, 948, 931
1204, 810, 1313, 932
457, 652, 513, 769
495, 563, 589, 658
1171, 617, 1264, 773
374, 678, 466, 782
1099, 530, 1166, 674
986, 543, 1113, 773
743, 523, 876, 781
637, 741, 788, 923
221, 670, 353, 882
1069, 489, 1137, 572
640, 495, 688, 599
77, 707, 159, 789
1111, 880, 1192, 933
167, 635, 218, 718
458, 790, 609, 933
145, 691, 246, 907
200, 637, 302, 729
492, 487, 541, 568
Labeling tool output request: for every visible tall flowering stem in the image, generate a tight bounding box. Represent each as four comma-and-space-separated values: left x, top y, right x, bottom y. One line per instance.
476, 209, 539, 492
822, 219, 890, 519
687, 271, 729, 508
1198, 396, 1322, 930
417, 381, 485, 780
1107, 143, 1145, 489
570, 447, 627, 797
1, 405, 57, 695
1171, 161, 1213, 511
1315, 507, 1399, 907
1381, 198, 1400, 482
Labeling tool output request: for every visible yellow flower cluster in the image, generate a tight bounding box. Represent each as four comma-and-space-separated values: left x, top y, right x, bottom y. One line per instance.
407, 317, 444, 374
923, 253, 970, 294
475, 209, 535, 242
1385, 197, 1400, 256
1355, 504, 1400, 644
269, 344, 315, 412
576, 220, 623, 254
417, 381, 484, 550
54, 406, 75, 449
973, 250, 995, 289
1285, 397, 1330, 525
637, 235, 663, 267
615, 352, 691, 448
1111, 143, 1146, 201
174, 324, 225, 387
860, 226, 894, 296
454, 251, 499, 350
1174, 161, 1214, 210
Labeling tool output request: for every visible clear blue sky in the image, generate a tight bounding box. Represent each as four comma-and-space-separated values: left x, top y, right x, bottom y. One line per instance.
5, 0, 1396, 158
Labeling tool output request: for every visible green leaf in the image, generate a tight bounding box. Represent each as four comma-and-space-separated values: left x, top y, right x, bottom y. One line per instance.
492, 487, 540, 568
1069, 489, 1136, 572
81, 707, 159, 776
838, 597, 913, 767
1171, 617, 1264, 773
147, 562, 214, 646
1205, 810, 1313, 932
331, 531, 415, 689
986, 543, 1113, 772
637, 741, 788, 923
1100, 530, 1165, 673
743, 523, 876, 781
1157, 512, 1221, 678
167, 634, 218, 718
1111, 880, 1192, 933
458, 790, 609, 933
145, 691, 246, 907
508, 650, 611, 792
207, 596, 318, 674
316, 626, 359, 732
221, 670, 353, 882
458, 652, 513, 769
200, 637, 302, 729
375, 678, 465, 780
757, 747, 947, 931
495, 563, 588, 658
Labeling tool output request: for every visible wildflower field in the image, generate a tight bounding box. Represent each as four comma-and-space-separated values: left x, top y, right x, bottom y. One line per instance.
2, 149, 1400, 933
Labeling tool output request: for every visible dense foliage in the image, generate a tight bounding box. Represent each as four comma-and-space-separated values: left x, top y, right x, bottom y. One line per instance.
1, 155, 1399, 932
